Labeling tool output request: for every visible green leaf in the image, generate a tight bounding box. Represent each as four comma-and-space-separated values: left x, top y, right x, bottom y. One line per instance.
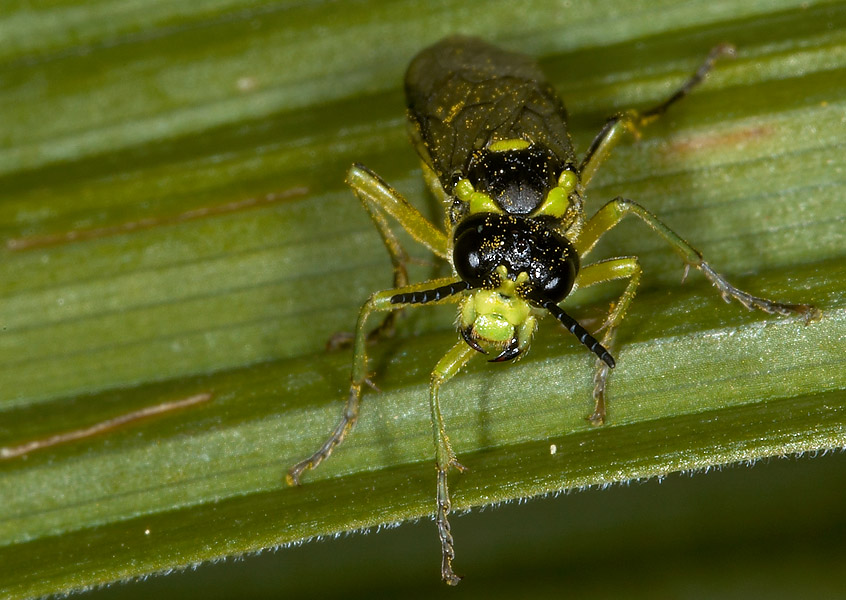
1, 0, 844, 597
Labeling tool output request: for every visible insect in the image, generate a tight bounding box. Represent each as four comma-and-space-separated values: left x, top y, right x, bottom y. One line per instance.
287, 36, 818, 585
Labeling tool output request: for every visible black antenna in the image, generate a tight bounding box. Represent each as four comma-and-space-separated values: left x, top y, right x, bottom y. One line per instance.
390, 281, 473, 305
534, 297, 615, 368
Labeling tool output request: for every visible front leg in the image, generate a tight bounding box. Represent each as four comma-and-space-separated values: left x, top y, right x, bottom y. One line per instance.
347, 164, 450, 259
287, 277, 463, 486
328, 164, 452, 350
429, 341, 477, 585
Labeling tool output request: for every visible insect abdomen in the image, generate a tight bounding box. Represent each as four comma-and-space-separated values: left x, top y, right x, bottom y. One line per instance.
405, 36, 575, 190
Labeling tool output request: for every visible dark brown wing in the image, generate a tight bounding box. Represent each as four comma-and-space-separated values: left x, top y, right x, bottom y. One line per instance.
405, 36, 575, 190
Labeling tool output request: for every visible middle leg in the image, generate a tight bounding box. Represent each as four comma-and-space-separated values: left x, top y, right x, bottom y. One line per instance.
575, 197, 819, 322
573, 257, 642, 425
329, 164, 453, 350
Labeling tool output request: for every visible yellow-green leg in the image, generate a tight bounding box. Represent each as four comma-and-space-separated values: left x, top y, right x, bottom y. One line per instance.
287, 277, 463, 486
579, 44, 736, 187
346, 163, 449, 259
329, 164, 452, 349
570, 196, 819, 424
429, 341, 477, 586
574, 257, 642, 425
577, 197, 819, 321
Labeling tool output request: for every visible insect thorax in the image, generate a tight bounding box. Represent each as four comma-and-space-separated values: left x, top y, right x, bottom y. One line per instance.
448, 140, 581, 227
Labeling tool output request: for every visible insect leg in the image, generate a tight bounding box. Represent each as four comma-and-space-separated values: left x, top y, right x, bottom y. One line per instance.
578, 44, 736, 187
576, 197, 819, 321
328, 164, 453, 349
287, 277, 463, 486
430, 340, 477, 586
328, 192, 411, 349
347, 164, 450, 259
574, 258, 643, 425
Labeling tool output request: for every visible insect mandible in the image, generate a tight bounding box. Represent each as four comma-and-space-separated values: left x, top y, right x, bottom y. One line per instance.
287, 36, 819, 585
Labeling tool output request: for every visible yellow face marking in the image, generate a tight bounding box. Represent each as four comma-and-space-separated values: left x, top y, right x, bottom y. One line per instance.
471, 289, 532, 342
459, 267, 533, 344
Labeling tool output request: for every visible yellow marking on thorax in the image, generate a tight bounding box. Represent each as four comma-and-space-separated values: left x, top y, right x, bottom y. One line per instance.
488, 138, 531, 152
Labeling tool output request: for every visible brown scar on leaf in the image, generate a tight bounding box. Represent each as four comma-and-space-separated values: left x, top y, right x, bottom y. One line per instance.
0, 392, 212, 460
6, 186, 309, 251
666, 124, 774, 154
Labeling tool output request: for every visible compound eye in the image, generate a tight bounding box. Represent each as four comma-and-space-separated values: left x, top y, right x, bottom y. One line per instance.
536, 257, 577, 303
526, 230, 579, 303
452, 215, 497, 287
